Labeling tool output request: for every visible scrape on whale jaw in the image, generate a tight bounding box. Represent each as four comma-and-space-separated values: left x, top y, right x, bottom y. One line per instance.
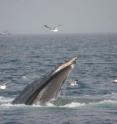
12, 57, 77, 105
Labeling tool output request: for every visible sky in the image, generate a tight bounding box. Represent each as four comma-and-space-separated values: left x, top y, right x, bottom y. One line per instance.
0, 0, 117, 34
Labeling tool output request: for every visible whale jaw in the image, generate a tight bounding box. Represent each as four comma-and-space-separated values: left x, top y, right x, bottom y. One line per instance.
12, 57, 77, 105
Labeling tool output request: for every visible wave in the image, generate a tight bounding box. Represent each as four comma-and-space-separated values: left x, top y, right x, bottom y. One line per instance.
95, 99, 117, 104
1, 100, 117, 109
60, 100, 117, 108
0, 93, 117, 109
62, 102, 85, 108
0, 96, 13, 103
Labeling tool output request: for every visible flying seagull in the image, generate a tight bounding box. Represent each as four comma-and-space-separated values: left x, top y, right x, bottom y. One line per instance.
67, 79, 79, 86
112, 79, 117, 83
44, 25, 62, 32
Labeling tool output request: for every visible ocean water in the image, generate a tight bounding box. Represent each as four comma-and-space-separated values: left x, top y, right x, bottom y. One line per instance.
0, 34, 117, 124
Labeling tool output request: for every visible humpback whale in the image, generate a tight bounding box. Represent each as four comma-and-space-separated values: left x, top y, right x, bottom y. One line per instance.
12, 57, 77, 105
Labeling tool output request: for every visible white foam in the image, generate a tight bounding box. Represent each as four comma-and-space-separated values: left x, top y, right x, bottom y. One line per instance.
61, 99, 117, 108
0, 95, 117, 109
97, 100, 117, 104
45, 102, 55, 107
63, 102, 85, 108
0, 103, 26, 107
32, 102, 55, 107
85, 99, 117, 107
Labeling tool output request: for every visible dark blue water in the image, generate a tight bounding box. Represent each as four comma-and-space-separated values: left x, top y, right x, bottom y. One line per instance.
0, 34, 117, 124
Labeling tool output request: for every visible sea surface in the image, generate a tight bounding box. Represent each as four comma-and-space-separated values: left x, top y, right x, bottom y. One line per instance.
0, 34, 117, 124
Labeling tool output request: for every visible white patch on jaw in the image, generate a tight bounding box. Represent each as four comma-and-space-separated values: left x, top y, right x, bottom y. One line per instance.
71, 64, 75, 69
54, 67, 62, 73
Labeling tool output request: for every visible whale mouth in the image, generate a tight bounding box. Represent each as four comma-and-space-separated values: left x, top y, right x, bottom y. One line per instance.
53, 57, 77, 74
12, 57, 77, 105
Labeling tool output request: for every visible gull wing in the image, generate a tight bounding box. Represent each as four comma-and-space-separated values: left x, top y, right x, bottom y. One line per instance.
44, 25, 52, 30
53, 25, 62, 29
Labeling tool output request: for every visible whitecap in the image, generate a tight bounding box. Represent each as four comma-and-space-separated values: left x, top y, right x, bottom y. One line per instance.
96, 100, 117, 105
62, 102, 85, 108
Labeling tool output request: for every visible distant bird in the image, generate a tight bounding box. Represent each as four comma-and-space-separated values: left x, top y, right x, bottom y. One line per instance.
0, 83, 7, 90
44, 25, 62, 32
112, 79, 117, 83
0, 81, 12, 90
